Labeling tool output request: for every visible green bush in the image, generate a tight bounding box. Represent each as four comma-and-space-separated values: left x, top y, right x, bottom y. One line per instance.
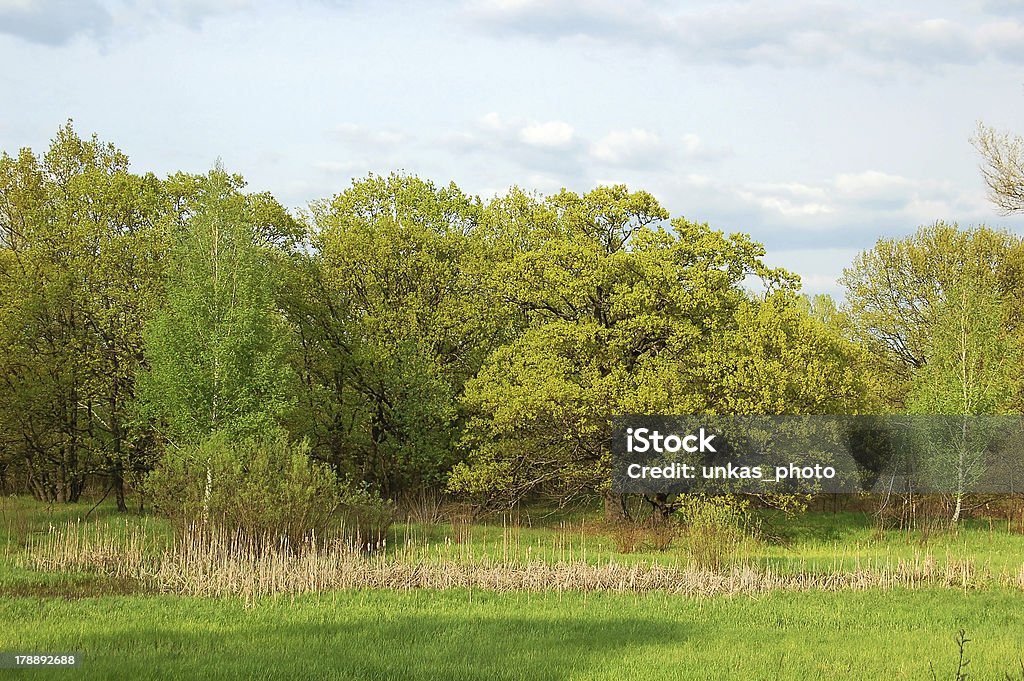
338, 483, 395, 550
146, 430, 340, 546
674, 495, 757, 569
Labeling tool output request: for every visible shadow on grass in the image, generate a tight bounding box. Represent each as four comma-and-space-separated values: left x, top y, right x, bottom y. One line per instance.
31, 595, 687, 680
758, 511, 874, 544
0, 570, 145, 598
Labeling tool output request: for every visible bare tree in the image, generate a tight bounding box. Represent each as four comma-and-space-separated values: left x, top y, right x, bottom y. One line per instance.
972, 122, 1024, 214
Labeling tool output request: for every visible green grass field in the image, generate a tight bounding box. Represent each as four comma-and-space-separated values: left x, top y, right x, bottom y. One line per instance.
3, 589, 1024, 680
3, 496, 1024, 679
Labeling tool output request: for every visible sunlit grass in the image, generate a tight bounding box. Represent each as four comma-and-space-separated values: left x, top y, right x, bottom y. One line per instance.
5, 497, 1024, 679
3, 589, 1024, 680
6, 497, 1024, 602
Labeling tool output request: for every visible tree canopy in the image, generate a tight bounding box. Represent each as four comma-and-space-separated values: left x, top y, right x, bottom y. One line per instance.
0, 123, 1016, 527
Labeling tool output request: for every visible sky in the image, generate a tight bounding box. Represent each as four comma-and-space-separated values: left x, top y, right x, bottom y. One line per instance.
2, 0, 1024, 295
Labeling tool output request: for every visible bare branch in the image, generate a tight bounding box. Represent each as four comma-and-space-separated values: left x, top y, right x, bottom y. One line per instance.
972, 122, 1024, 215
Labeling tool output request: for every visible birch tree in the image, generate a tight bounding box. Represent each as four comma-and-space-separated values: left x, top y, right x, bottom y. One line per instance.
907, 281, 1020, 523
138, 165, 295, 442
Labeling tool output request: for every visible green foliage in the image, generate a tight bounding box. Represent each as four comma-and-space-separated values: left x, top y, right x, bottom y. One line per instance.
841, 222, 1024, 409
5, 122, 1021, 540
673, 494, 752, 527
908, 281, 1021, 416
673, 494, 756, 569
450, 185, 868, 508
290, 173, 505, 496
337, 483, 396, 548
146, 429, 340, 543
703, 291, 880, 415
843, 224, 1024, 522
0, 121, 166, 503
138, 166, 296, 442
906, 280, 1023, 522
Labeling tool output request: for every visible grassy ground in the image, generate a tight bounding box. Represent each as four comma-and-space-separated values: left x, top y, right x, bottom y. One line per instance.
5, 494, 1024, 570
5, 495, 1024, 593
1, 496, 165, 597
395, 509, 1024, 572
3, 496, 1024, 679
3, 589, 1024, 680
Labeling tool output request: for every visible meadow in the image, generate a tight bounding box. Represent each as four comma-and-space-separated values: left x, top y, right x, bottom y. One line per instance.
3, 496, 1024, 679
5, 127, 1024, 679
4, 588, 1024, 680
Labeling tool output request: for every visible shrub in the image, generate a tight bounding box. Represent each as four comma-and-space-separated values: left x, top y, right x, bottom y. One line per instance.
674, 495, 756, 569
607, 520, 675, 554
338, 483, 395, 550
146, 429, 340, 546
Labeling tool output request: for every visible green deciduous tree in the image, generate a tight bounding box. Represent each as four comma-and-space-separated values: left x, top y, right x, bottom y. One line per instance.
138, 165, 321, 530
138, 166, 296, 442
289, 173, 506, 498
704, 291, 879, 417
447, 185, 861, 517
0, 122, 165, 505
907, 280, 1021, 523
844, 222, 1024, 522
840, 222, 1024, 409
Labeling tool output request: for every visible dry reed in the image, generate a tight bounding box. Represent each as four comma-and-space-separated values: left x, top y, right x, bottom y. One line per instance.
16, 521, 1024, 602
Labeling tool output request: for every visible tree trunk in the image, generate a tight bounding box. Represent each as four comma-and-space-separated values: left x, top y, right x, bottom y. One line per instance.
648, 493, 674, 523
951, 418, 967, 526
114, 470, 127, 513
603, 489, 627, 521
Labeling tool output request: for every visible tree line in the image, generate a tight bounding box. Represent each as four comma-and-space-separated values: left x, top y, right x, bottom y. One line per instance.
1, 123, 1022, 524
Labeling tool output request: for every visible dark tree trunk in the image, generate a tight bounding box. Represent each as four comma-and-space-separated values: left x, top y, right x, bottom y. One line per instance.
603, 489, 628, 521
647, 493, 675, 522
114, 471, 127, 512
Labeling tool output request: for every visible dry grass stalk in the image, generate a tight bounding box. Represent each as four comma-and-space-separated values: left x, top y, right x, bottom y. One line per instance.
17, 521, 1022, 602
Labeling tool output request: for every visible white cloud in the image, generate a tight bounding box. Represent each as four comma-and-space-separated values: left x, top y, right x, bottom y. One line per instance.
479, 111, 506, 131
332, 123, 407, 148
680, 134, 702, 154
983, 0, 1024, 14
590, 128, 661, 164
0, 0, 111, 45
670, 167, 1016, 248
466, 0, 649, 39
835, 170, 909, 193
977, 18, 1024, 61
465, 0, 1024, 69
132, 0, 253, 28
314, 160, 358, 173
761, 247, 863, 295
723, 172, 972, 228
745, 180, 828, 198
518, 120, 575, 148
834, 171, 916, 204
737, 190, 834, 218
798, 273, 843, 294
683, 173, 712, 187
454, 113, 582, 161
588, 129, 729, 167
0, 0, 303, 45
522, 172, 566, 194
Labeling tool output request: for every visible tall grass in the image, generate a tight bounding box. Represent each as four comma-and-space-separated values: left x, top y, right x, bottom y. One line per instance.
16, 520, 1024, 602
